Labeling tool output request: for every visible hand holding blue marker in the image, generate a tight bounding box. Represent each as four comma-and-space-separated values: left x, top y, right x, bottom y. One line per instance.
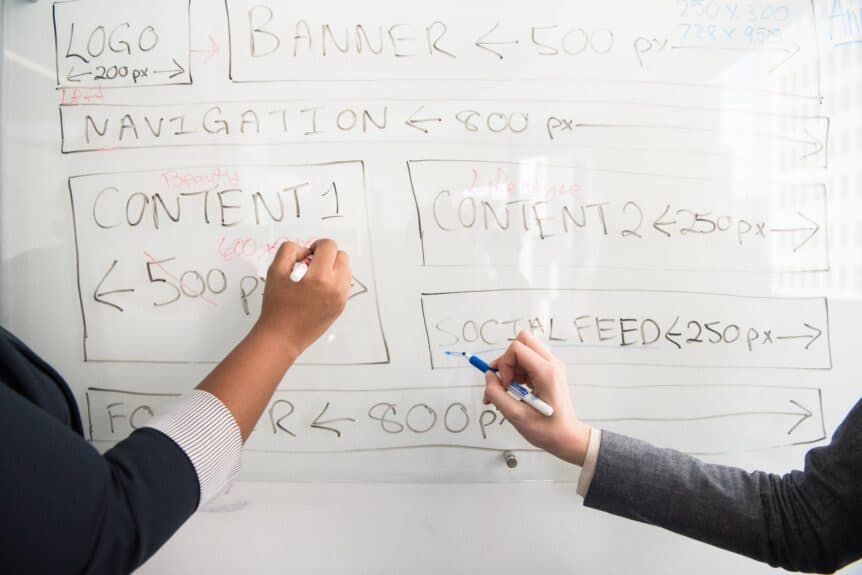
448, 351, 554, 416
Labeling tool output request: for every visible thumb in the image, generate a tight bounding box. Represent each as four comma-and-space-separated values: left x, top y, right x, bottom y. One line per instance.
272, 241, 309, 276
484, 371, 528, 424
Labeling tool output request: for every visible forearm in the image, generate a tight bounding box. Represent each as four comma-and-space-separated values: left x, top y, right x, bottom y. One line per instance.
135, 324, 299, 512
583, 431, 860, 573
197, 325, 297, 442
0, 384, 199, 573
585, 432, 770, 559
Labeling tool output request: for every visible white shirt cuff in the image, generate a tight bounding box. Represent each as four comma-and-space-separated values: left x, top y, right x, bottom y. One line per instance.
143, 390, 242, 507
576, 428, 602, 498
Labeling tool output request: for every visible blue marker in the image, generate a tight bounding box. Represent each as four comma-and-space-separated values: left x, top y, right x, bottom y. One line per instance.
448, 352, 554, 416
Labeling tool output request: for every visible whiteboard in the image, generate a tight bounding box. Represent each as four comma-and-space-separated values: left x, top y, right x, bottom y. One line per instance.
2, 0, 861, 572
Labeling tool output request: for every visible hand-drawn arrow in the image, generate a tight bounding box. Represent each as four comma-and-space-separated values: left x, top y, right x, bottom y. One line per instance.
770, 211, 820, 252
94, 260, 135, 312
349, 276, 369, 300
574, 122, 825, 158
191, 34, 220, 62
652, 204, 676, 237
405, 105, 442, 134
310, 402, 356, 438
785, 400, 813, 434
768, 40, 801, 74
66, 66, 93, 83
797, 128, 825, 161
669, 40, 801, 74
475, 23, 519, 59
776, 323, 823, 350
153, 58, 186, 79
584, 399, 814, 436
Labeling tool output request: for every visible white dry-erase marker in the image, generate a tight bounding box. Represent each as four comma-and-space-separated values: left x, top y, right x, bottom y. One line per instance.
448, 351, 554, 416
289, 257, 312, 282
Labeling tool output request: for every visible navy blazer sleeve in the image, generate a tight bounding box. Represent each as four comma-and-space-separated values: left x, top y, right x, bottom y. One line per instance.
0, 381, 200, 574
584, 399, 862, 573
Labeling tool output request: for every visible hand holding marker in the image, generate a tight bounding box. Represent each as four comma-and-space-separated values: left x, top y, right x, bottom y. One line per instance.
447, 351, 554, 416
289, 256, 313, 282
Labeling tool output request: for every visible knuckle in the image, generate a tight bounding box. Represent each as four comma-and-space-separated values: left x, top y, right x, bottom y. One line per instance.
307, 275, 325, 290
276, 241, 296, 256
267, 262, 285, 280
333, 286, 349, 306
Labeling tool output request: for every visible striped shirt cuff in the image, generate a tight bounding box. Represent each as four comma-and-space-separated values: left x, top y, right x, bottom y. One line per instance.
577, 428, 602, 497
143, 390, 242, 507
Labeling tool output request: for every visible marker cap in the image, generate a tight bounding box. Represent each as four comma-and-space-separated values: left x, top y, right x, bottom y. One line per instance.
289, 261, 309, 283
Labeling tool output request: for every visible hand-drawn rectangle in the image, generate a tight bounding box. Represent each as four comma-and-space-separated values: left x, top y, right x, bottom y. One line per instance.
86, 384, 825, 455
420, 289, 831, 369
59, 100, 828, 171
408, 160, 829, 272
54, 0, 191, 88
70, 163, 388, 365
224, 0, 820, 99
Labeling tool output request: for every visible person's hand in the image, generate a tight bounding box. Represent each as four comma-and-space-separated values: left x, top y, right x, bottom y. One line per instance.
483, 330, 592, 466
253, 239, 351, 360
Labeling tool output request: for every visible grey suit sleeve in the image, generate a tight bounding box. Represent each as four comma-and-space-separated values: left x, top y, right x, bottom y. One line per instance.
583, 400, 862, 574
